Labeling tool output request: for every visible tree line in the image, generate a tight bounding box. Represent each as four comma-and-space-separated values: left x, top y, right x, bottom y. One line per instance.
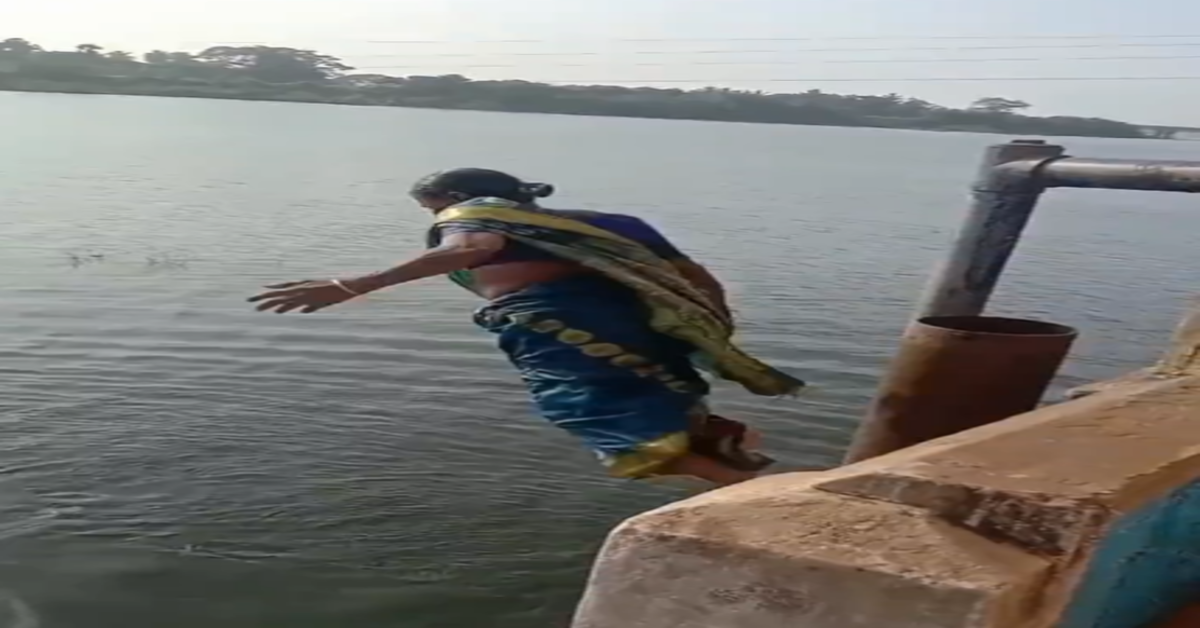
0, 37, 1149, 138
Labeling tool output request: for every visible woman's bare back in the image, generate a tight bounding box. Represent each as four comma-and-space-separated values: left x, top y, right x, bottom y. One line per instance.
468, 259, 589, 300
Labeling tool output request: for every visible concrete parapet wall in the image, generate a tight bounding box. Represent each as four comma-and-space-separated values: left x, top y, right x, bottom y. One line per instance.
572, 375, 1200, 628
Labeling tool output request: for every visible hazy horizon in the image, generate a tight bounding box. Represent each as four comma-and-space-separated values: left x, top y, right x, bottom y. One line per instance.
7, 0, 1200, 126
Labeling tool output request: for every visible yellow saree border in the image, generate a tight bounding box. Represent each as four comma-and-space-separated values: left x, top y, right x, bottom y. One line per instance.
434, 200, 805, 397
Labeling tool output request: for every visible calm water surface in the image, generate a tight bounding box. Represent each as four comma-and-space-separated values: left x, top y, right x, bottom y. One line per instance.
2, 92, 1199, 627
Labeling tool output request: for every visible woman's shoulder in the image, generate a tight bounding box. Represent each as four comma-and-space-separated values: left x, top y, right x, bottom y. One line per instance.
539, 207, 602, 219
542, 208, 646, 224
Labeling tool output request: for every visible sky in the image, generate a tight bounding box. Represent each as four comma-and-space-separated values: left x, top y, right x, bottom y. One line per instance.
7, 0, 1200, 125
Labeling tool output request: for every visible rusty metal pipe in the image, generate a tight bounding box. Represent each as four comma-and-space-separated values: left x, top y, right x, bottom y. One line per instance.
843, 316, 1077, 464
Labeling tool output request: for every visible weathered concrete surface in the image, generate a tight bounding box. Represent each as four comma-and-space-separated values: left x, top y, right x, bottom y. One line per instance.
1065, 368, 1170, 400
817, 377, 1200, 554
573, 376, 1200, 628
574, 474, 1049, 628
1158, 299, 1200, 375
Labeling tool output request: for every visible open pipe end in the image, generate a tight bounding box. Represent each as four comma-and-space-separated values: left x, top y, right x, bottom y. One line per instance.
917, 315, 1078, 338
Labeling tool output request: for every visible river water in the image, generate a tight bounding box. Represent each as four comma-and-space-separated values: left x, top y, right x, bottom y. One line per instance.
2, 91, 1198, 628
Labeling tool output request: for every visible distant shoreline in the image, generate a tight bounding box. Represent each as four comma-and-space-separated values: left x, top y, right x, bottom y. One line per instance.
1, 85, 1163, 141
0, 39, 1160, 139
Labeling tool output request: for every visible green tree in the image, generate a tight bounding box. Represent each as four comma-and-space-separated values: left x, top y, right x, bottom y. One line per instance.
969, 97, 1032, 114
139, 50, 214, 81
338, 73, 406, 88
0, 38, 41, 55
75, 43, 104, 56
167, 52, 198, 65
105, 50, 135, 62
143, 50, 170, 64
195, 46, 352, 83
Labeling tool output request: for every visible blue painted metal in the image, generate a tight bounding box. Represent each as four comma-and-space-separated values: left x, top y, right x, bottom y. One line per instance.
1060, 480, 1200, 628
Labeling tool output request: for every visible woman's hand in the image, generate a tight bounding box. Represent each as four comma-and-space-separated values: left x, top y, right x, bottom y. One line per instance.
248, 279, 367, 314
249, 236, 501, 315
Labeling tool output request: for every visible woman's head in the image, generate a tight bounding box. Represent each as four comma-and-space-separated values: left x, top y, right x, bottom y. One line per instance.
410, 168, 555, 211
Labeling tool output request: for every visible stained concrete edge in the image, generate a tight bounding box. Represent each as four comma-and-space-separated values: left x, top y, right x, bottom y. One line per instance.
572, 474, 1050, 628
1064, 367, 1170, 400
815, 376, 1200, 555
572, 374, 1200, 628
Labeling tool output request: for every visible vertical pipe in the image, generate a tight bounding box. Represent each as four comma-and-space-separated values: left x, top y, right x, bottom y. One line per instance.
843, 316, 1077, 464
845, 140, 1071, 465
914, 140, 1066, 319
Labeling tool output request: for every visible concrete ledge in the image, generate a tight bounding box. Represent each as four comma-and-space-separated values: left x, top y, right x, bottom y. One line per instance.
818, 377, 1200, 557
574, 474, 1049, 628
1065, 368, 1170, 400
573, 376, 1200, 628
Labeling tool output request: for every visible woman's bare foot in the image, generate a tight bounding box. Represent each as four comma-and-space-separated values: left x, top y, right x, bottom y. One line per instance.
691, 415, 775, 473
658, 453, 759, 487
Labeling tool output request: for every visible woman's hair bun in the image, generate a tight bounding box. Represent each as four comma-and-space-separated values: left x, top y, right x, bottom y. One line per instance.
523, 182, 555, 199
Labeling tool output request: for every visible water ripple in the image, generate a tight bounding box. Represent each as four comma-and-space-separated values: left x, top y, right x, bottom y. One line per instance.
3, 92, 1199, 628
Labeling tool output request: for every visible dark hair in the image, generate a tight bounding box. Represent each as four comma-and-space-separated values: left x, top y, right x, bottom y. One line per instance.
411, 168, 555, 204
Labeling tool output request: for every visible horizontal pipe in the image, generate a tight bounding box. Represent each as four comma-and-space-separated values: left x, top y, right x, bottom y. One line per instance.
997, 157, 1200, 193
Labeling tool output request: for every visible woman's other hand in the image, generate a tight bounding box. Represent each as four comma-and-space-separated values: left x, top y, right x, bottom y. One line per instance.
248, 279, 367, 314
